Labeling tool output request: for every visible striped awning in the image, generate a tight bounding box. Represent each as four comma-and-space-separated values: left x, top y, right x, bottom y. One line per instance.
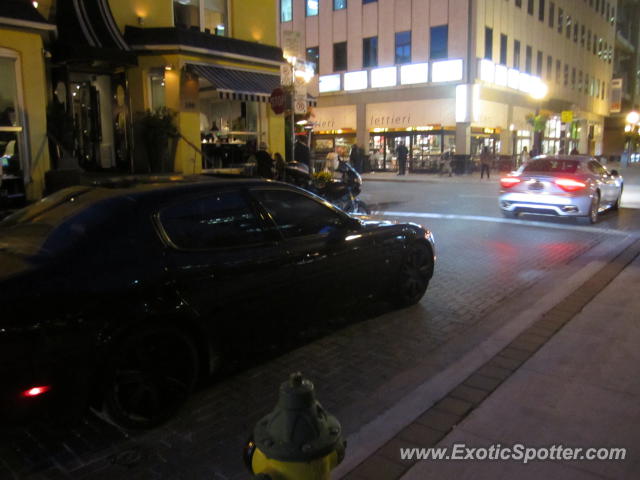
190, 64, 280, 102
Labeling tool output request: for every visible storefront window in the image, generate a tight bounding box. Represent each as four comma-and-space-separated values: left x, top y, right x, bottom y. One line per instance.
174, 0, 227, 35
281, 0, 292, 22
204, 0, 227, 35
149, 70, 166, 110
0, 55, 23, 179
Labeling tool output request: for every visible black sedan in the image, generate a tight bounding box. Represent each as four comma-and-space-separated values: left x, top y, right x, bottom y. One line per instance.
0, 177, 435, 428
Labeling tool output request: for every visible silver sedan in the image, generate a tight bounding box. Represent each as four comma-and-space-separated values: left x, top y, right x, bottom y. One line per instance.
499, 155, 624, 224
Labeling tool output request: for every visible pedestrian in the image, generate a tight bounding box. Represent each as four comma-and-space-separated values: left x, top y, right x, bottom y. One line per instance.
570, 147, 579, 155
349, 145, 361, 172
519, 146, 530, 168
371, 148, 383, 170
396, 141, 408, 175
274, 152, 285, 181
480, 146, 492, 179
440, 149, 453, 177
324, 150, 339, 172
294, 137, 310, 169
255, 142, 273, 178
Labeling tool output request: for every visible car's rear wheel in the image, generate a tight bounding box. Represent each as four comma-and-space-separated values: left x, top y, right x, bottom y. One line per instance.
579, 193, 600, 225
103, 325, 199, 429
612, 186, 623, 210
389, 243, 433, 308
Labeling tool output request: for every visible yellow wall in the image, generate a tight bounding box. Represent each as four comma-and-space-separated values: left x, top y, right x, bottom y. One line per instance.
0, 29, 50, 200
108, 0, 174, 31
230, 0, 277, 45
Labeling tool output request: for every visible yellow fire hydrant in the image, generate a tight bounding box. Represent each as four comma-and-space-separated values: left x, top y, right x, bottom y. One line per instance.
244, 372, 346, 480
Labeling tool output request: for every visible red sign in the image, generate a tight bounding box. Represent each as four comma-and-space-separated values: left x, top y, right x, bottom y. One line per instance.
270, 87, 286, 114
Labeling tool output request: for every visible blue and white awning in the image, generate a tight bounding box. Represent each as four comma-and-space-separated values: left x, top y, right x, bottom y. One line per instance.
189, 64, 280, 102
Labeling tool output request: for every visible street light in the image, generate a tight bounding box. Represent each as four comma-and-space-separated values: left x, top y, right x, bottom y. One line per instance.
529, 79, 549, 154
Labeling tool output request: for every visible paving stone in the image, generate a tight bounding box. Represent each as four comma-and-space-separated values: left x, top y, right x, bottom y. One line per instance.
349, 454, 409, 480
433, 397, 474, 417
499, 346, 534, 362
449, 384, 490, 404
376, 437, 421, 465
397, 424, 446, 447
486, 354, 523, 371
476, 364, 514, 381
415, 409, 461, 433
463, 373, 503, 392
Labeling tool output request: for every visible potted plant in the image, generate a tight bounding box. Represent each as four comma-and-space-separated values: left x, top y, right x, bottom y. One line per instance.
137, 107, 179, 173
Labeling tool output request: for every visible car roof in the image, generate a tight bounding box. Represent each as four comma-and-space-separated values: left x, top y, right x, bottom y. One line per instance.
530, 155, 594, 162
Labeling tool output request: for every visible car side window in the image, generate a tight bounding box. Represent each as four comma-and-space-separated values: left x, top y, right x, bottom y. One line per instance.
587, 160, 606, 176
252, 189, 346, 239
159, 190, 264, 250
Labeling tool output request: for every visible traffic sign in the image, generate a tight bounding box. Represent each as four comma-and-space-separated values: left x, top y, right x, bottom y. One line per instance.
294, 95, 307, 115
270, 87, 286, 114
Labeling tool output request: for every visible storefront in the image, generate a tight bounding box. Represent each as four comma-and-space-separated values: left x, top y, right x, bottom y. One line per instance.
0, 2, 54, 202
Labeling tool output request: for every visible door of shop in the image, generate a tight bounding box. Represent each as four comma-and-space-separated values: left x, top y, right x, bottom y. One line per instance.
71, 80, 102, 170
385, 134, 411, 172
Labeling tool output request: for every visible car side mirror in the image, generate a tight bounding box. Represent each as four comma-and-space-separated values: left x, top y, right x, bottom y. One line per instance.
610, 169, 619, 177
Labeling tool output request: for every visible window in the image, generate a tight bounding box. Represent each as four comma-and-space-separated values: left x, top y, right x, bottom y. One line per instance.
306, 0, 318, 16
174, 0, 228, 35
363, 37, 378, 68
557, 9, 563, 34
513, 40, 520, 69
578, 70, 583, 92
539, 0, 545, 21
525, 45, 532, 73
571, 67, 576, 89
395, 31, 411, 64
527, 0, 534, 15
252, 189, 346, 239
363, 0, 376, 3
546, 55, 552, 80
563, 63, 568, 86
430, 25, 448, 60
281, 0, 292, 22
573, 22, 578, 42
334, 0, 347, 10
500, 34, 508, 65
556, 59, 561, 84
174, 0, 200, 30
333, 42, 347, 71
536, 50, 543, 76
566, 16, 571, 39
588, 30, 591, 51
306, 47, 319, 74
159, 191, 264, 250
524, 159, 579, 173
549, 2, 554, 28
149, 69, 166, 110
515, 0, 522, 8
484, 27, 493, 60
0, 54, 23, 179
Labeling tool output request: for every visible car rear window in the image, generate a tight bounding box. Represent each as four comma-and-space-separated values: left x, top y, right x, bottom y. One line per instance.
523, 159, 579, 174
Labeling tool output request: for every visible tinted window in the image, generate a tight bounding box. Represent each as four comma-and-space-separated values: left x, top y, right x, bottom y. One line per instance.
587, 161, 607, 175
333, 42, 347, 71
523, 159, 579, 174
253, 189, 345, 239
363, 36, 378, 68
160, 191, 263, 250
395, 31, 411, 64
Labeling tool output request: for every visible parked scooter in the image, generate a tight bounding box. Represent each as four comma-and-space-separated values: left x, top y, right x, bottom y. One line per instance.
284, 161, 371, 215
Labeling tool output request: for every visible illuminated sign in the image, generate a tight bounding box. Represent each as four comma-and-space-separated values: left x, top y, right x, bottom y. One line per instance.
344, 70, 368, 91
400, 63, 429, 85
319, 74, 341, 92
480, 59, 495, 83
494, 65, 508, 86
371, 67, 397, 88
432, 59, 464, 82
507, 68, 520, 90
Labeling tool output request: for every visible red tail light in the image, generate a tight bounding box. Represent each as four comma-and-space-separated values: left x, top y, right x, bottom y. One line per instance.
555, 178, 586, 192
500, 177, 521, 188
22, 386, 51, 398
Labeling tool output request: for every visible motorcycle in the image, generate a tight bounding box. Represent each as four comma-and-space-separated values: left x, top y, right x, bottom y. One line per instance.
283, 161, 371, 215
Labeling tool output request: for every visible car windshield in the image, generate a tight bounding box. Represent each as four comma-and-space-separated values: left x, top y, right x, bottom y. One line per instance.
522, 159, 580, 174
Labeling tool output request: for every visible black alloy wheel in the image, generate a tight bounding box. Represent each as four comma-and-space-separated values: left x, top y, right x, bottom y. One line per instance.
390, 243, 433, 308
103, 326, 199, 429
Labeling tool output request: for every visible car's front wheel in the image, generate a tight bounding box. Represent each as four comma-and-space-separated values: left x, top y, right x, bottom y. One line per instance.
102, 325, 199, 429
389, 243, 434, 308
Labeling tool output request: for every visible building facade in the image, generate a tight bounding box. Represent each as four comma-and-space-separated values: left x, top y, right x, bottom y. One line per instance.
3, 0, 286, 202
280, 0, 616, 171
603, 0, 639, 158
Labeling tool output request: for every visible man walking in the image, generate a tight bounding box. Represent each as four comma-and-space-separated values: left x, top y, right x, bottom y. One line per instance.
396, 141, 408, 175
480, 146, 492, 179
